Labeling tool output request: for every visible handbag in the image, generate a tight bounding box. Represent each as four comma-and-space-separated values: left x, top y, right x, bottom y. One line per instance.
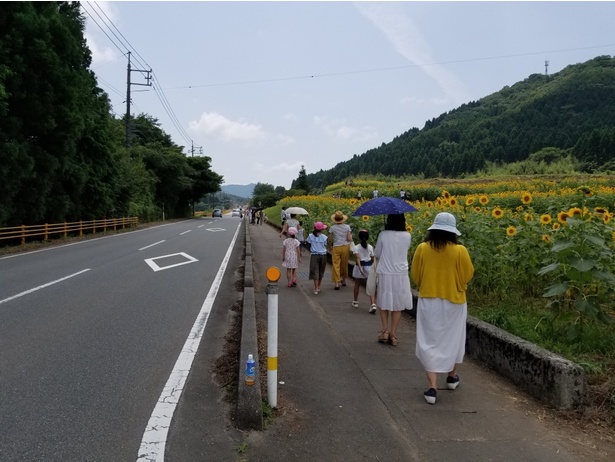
366, 258, 378, 296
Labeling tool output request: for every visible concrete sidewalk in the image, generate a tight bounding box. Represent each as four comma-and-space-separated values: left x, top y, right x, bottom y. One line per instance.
241, 222, 607, 462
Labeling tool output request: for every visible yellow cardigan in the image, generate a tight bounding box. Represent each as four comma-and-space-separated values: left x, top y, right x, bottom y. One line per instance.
411, 242, 474, 304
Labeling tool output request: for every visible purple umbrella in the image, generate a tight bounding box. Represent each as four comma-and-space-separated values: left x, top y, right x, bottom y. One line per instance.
352, 196, 418, 216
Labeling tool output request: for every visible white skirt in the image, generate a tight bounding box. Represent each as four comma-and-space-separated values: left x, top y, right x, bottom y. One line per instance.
376, 273, 413, 311
415, 297, 467, 372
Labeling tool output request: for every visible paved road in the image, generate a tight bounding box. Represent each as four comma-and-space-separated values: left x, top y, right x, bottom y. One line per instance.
0, 217, 242, 461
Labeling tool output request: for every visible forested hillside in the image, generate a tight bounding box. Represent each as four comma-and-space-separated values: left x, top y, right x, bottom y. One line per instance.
0, 2, 222, 228
304, 56, 615, 190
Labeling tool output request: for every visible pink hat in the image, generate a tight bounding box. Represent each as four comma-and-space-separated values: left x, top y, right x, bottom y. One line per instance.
314, 221, 327, 231
287, 226, 297, 236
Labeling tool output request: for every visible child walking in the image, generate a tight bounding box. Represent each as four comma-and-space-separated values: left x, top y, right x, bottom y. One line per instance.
282, 227, 301, 287
306, 221, 328, 294
351, 229, 377, 313
296, 221, 306, 256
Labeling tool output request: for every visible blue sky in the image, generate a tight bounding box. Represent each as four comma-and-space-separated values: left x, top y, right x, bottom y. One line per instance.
83, 1, 615, 189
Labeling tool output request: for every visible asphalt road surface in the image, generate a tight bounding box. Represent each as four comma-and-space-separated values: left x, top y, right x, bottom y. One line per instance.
0, 217, 242, 461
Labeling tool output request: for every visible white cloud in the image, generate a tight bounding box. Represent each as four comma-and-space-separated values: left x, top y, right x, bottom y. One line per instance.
189, 112, 267, 143
356, 2, 469, 106
313, 115, 379, 142
86, 33, 118, 68
189, 112, 295, 146
254, 160, 305, 174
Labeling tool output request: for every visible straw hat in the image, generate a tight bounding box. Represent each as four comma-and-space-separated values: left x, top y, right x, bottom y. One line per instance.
331, 210, 348, 223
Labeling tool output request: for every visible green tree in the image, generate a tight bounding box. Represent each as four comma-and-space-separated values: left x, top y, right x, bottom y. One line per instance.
0, 1, 119, 226
292, 164, 310, 194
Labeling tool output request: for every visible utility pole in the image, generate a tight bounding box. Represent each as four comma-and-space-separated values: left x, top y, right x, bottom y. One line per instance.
545, 60, 549, 76
190, 141, 203, 157
125, 51, 152, 147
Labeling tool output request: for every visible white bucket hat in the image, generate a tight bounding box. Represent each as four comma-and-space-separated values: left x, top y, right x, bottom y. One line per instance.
428, 212, 461, 236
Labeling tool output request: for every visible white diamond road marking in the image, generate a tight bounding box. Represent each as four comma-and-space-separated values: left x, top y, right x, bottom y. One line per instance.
206, 228, 225, 232
144, 252, 198, 272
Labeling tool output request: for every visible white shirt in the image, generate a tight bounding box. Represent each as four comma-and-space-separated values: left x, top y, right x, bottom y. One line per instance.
374, 230, 411, 274
352, 243, 374, 262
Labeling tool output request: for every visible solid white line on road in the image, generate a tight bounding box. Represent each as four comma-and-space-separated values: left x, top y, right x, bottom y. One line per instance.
138, 240, 165, 251
179, 230, 192, 235
0, 269, 91, 305
137, 221, 242, 462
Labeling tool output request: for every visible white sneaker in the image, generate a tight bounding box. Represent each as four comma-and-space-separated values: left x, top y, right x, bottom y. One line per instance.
351, 301, 359, 308
369, 304, 377, 314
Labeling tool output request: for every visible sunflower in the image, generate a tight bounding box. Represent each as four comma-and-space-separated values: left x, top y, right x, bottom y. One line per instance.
436, 198, 443, 206
578, 186, 592, 196
492, 207, 504, 219
524, 213, 533, 222
594, 207, 608, 215
465, 197, 475, 206
362, 215, 370, 222
557, 211, 569, 224
442, 190, 451, 199
553, 223, 561, 230
521, 192, 533, 205
568, 207, 583, 218
449, 197, 458, 207
474, 206, 482, 213
542, 234, 551, 243
479, 195, 489, 205
506, 226, 517, 236
349, 198, 357, 205
423, 211, 431, 218
516, 206, 524, 212
604, 212, 612, 224
426, 201, 433, 208
406, 224, 414, 232
540, 214, 552, 225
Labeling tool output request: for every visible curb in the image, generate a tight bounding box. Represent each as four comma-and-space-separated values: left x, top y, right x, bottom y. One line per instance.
235, 221, 263, 430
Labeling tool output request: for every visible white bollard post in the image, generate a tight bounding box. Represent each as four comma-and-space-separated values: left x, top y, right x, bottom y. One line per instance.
265, 267, 280, 408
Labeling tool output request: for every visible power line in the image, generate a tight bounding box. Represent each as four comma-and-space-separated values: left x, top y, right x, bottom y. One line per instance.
162, 43, 615, 91
81, 3, 127, 57
91, 2, 151, 71
83, 2, 194, 148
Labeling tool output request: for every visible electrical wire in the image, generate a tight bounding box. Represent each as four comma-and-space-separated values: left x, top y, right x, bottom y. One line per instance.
83, 1, 194, 147
162, 43, 615, 91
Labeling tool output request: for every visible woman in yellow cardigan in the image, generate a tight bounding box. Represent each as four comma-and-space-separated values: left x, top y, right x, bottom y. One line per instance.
411, 212, 474, 405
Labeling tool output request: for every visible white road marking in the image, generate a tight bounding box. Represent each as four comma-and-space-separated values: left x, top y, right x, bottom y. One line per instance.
179, 230, 191, 235
198, 225, 204, 228
0, 269, 91, 305
139, 240, 165, 251
144, 253, 198, 272
137, 222, 242, 461
206, 228, 225, 232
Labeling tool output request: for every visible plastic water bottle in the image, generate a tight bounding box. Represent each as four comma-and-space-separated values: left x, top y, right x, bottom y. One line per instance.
245, 354, 256, 386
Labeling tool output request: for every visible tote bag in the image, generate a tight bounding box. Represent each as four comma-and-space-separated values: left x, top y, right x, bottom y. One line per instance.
366, 258, 378, 296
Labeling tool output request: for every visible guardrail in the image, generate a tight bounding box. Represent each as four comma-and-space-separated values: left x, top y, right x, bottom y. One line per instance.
0, 217, 139, 245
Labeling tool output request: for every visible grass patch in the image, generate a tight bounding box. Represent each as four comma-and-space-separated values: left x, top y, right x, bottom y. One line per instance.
470, 294, 615, 424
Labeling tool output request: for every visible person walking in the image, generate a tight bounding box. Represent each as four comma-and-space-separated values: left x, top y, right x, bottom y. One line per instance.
374, 214, 412, 346
296, 221, 306, 256
281, 227, 301, 287
351, 229, 377, 313
411, 212, 474, 405
306, 221, 328, 295
280, 213, 299, 238
328, 211, 352, 290
373, 188, 379, 198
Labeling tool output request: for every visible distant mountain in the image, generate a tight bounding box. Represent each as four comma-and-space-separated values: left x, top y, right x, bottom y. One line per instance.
303, 55, 615, 189
221, 183, 255, 199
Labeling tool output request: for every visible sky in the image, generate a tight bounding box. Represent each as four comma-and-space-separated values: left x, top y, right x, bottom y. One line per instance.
83, 1, 615, 189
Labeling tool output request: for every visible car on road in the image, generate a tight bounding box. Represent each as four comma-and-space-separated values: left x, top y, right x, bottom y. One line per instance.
231, 208, 242, 217
212, 209, 222, 217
